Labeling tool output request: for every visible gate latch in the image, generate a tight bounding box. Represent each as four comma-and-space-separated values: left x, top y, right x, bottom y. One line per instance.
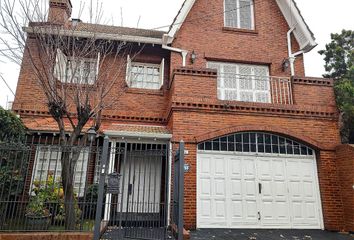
258, 183, 262, 194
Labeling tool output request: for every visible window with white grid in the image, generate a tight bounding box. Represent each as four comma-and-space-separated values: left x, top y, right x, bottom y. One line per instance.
126, 56, 165, 90
66, 58, 97, 85
208, 62, 270, 103
54, 49, 99, 85
31, 146, 89, 197
225, 0, 254, 30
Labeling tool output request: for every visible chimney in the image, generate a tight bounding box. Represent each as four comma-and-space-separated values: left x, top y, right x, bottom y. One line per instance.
48, 0, 72, 24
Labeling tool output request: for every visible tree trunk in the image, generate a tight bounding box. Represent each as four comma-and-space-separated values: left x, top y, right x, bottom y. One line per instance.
61, 150, 76, 230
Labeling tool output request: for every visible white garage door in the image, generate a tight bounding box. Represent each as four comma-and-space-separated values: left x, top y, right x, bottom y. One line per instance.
197, 132, 323, 229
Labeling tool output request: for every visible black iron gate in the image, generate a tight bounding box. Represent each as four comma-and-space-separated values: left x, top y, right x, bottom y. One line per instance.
94, 137, 170, 240
172, 141, 184, 240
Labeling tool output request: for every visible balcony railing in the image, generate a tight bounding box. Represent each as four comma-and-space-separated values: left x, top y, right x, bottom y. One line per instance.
217, 74, 293, 105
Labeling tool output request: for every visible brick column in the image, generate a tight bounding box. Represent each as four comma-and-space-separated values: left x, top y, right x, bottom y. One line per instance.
183, 143, 197, 230
317, 150, 345, 231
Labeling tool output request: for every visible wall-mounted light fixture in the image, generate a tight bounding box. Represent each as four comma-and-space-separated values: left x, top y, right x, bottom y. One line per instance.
190, 50, 197, 64
282, 58, 290, 72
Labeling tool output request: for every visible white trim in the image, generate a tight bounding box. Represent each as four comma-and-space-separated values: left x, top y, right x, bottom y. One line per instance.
104, 131, 172, 140
24, 27, 163, 45
167, 0, 196, 40
275, 0, 317, 52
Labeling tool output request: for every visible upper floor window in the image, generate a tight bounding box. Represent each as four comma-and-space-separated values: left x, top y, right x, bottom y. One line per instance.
54, 49, 99, 85
208, 62, 270, 103
126, 55, 165, 90
224, 0, 254, 30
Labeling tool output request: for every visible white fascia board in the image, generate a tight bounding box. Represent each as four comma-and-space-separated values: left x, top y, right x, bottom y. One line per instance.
167, 0, 196, 43
275, 0, 317, 53
104, 130, 172, 140
23, 26, 163, 45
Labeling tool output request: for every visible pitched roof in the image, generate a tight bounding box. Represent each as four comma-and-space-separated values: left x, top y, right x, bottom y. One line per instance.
72, 22, 166, 39
167, 0, 317, 52
21, 117, 171, 139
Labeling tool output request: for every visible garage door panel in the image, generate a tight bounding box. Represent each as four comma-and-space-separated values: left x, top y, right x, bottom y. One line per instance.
200, 198, 212, 217
273, 159, 286, 180
214, 178, 226, 196
200, 178, 211, 196
230, 200, 243, 221
243, 158, 256, 179
215, 199, 227, 218
257, 159, 272, 180
244, 180, 257, 199
244, 200, 258, 221
230, 158, 242, 177
230, 179, 242, 197
197, 153, 322, 229
200, 156, 211, 174
273, 181, 287, 199
214, 157, 226, 176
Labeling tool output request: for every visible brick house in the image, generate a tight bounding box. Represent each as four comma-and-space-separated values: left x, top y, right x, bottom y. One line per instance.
12, 0, 348, 233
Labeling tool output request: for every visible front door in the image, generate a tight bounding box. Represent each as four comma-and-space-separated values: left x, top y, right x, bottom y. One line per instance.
120, 151, 163, 213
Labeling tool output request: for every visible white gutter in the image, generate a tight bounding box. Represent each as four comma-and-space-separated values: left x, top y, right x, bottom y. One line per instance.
162, 34, 188, 67
104, 130, 172, 140
23, 26, 163, 45
287, 27, 304, 76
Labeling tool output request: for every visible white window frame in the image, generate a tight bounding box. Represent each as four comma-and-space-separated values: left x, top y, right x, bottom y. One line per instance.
30, 146, 90, 197
54, 49, 100, 85
125, 55, 165, 90
208, 61, 271, 103
224, 0, 255, 30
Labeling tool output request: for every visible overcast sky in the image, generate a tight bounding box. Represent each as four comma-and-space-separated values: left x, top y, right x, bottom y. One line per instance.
0, 0, 353, 108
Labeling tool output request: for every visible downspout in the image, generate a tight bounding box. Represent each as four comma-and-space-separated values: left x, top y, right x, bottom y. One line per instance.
162, 34, 188, 67
287, 27, 304, 76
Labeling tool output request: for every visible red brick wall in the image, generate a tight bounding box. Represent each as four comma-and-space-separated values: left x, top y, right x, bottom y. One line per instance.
13, 42, 171, 123
169, 108, 343, 230
171, 0, 305, 77
336, 145, 354, 232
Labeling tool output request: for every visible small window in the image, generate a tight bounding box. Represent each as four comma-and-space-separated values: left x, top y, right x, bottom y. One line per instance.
66, 58, 97, 84
31, 146, 89, 197
54, 49, 100, 85
126, 55, 165, 90
225, 0, 254, 30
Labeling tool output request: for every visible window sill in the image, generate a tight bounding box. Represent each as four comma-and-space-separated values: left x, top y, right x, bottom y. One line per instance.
126, 88, 164, 96
222, 27, 258, 35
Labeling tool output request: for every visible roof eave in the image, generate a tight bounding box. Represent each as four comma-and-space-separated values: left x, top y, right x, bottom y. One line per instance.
23, 26, 163, 45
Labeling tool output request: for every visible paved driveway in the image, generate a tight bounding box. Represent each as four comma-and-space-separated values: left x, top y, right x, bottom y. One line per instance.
189, 229, 354, 240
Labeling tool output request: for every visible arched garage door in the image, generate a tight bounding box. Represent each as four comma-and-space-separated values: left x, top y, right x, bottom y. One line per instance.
197, 132, 323, 229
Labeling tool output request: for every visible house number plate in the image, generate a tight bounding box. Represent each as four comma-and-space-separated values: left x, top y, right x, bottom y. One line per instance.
107, 172, 121, 194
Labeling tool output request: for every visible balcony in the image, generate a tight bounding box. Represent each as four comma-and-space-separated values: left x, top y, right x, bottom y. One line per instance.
170, 67, 337, 119
217, 74, 293, 105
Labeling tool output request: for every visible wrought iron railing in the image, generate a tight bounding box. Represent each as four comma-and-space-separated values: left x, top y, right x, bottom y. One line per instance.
217, 74, 293, 105
0, 135, 102, 232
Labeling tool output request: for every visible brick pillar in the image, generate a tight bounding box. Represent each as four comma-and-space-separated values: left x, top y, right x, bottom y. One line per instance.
317, 150, 345, 231
183, 143, 197, 230
336, 145, 354, 232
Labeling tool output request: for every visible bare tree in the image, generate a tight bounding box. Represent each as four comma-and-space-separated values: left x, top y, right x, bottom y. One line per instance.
0, 0, 142, 229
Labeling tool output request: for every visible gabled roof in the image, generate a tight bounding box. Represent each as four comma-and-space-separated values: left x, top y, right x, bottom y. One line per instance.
167, 0, 317, 52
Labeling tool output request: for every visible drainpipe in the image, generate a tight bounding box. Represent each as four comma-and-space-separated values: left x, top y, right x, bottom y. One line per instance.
162, 34, 188, 67
287, 27, 304, 76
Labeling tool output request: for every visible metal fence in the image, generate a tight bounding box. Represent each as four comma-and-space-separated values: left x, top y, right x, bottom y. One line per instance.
172, 141, 185, 240
0, 135, 184, 240
0, 135, 102, 232
94, 138, 170, 240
